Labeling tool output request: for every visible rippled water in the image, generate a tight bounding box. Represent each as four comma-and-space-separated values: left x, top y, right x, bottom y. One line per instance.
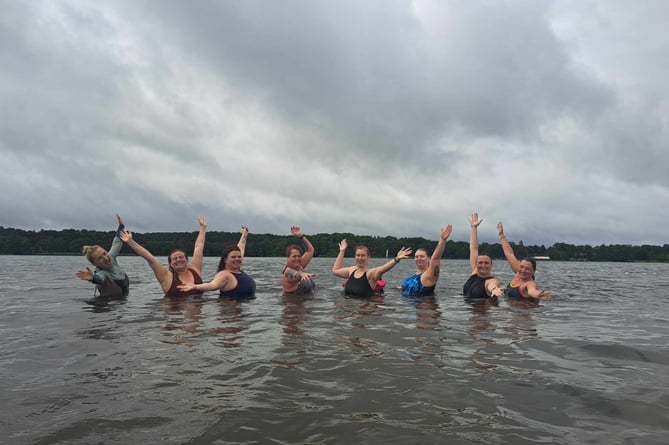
1, 255, 668, 444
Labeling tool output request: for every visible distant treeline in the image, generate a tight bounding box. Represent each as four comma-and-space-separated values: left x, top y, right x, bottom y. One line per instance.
1, 226, 668, 262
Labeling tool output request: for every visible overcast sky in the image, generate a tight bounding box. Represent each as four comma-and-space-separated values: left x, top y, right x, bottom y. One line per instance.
1, 0, 668, 246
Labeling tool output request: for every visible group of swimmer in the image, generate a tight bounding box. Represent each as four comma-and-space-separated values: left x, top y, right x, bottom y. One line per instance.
77, 212, 552, 301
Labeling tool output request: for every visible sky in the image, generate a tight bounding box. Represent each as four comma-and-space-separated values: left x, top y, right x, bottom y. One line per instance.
1, 0, 668, 246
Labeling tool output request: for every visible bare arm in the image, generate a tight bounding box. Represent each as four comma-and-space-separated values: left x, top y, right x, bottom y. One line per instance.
119, 230, 171, 291
291, 226, 314, 268
524, 280, 552, 300
497, 221, 521, 273
238, 226, 249, 258
368, 246, 413, 281
332, 239, 352, 278
189, 216, 207, 274
469, 213, 482, 273
423, 224, 452, 283
179, 270, 231, 293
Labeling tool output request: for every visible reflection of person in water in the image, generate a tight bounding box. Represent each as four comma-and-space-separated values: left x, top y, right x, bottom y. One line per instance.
76, 214, 130, 298
282, 226, 316, 294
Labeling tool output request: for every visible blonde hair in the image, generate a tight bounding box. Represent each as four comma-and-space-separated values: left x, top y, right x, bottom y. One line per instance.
82, 245, 102, 263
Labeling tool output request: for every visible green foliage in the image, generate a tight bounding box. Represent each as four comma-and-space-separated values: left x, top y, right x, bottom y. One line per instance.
0, 226, 666, 262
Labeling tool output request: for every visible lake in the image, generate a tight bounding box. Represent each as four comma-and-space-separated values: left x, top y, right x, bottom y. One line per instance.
1, 255, 668, 444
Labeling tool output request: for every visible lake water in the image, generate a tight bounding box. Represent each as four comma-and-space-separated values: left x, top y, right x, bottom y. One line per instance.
1, 255, 668, 444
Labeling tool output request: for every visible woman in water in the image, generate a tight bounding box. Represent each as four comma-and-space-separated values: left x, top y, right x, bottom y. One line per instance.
282, 226, 316, 294
463, 213, 504, 299
497, 221, 552, 300
119, 216, 208, 297
333, 239, 412, 297
76, 214, 129, 298
178, 226, 256, 299
401, 224, 453, 297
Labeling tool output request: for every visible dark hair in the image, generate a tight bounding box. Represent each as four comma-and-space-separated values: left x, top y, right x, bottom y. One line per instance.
521, 257, 537, 279
285, 244, 304, 257
477, 253, 493, 263
521, 257, 537, 271
354, 245, 370, 256
416, 247, 432, 256
168, 249, 188, 271
218, 245, 241, 272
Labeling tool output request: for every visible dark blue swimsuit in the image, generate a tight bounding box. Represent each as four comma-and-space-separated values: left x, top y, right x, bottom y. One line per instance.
220, 271, 256, 299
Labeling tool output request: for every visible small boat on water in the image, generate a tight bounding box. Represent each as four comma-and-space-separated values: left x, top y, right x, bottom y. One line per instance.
533, 256, 550, 260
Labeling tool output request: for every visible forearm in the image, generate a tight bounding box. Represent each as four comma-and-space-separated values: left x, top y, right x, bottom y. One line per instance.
332, 251, 345, 273
375, 256, 401, 276
237, 233, 248, 257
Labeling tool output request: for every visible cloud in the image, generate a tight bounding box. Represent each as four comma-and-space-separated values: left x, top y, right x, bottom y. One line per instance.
1, 0, 667, 246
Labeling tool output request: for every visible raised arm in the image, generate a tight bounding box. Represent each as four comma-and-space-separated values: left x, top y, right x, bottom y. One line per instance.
108, 214, 126, 259
237, 226, 249, 258
497, 221, 520, 273
425, 224, 452, 279
469, 213, 482, 273
291, 226, 314, 268
189, 216, 208, 274
332, 239, 352, 278
368, 246, 413, 281
119, 230, 171, 291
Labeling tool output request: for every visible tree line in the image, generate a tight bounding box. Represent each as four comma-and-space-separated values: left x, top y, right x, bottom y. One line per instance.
1, 226, 668, 262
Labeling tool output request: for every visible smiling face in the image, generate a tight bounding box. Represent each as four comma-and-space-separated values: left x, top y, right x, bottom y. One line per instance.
90, 247, 113, 269
224, 250, 243, 271
517, 259, 536, 280
476, 255, 493, 277
354, 247, 370, 268
168, 250, 188, 272
414, 248, 430, 271
287, 248, 303, 270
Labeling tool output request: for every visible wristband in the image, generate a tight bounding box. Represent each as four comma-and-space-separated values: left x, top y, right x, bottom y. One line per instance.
393, 257, 400, 263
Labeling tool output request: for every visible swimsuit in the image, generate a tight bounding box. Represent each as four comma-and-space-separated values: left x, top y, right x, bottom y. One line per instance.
344, 271, 374, 297
282, 266, 315, 294
463, 274, 493, 299
401, 273, 435, 297
220, 271, 256, 299
164, 269, 204, 298
505, 280, 527, 299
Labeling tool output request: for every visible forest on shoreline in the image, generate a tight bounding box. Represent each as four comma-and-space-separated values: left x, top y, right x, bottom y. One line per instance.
1, 227, 668, 262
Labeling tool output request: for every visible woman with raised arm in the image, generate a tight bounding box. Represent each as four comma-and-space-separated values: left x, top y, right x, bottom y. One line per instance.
282, 226, 316, 294
333, 239, 412, 297
76, 214, 130, 298
463, 213, 504, 299
401, 224, 453, 297
119, 216, 208, 298
497, 222, 552, 300
178, 226, 256, 299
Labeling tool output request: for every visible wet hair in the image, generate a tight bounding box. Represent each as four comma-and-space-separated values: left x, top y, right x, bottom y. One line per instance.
521, 257, 537, 271
415, 247, 432, 257
82, 245, 102, 264
167, 249, 188, 271
285, 244, 304, 257
477, 253, 493, 263
354, 245, 370, 256
521, 257, 537, 279
218, 245, 241, 272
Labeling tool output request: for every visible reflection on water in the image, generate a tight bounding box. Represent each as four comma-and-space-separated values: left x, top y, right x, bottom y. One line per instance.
1, 256, 669, 444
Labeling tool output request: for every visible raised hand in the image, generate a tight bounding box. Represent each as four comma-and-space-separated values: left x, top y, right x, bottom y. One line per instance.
290, 226, 303, 238
75, 267, 94, 281
338, 239, 348, 252
469, 212, 483, 228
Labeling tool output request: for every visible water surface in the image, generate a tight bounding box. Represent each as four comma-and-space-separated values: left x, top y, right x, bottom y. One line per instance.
1, 256, 668, 444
